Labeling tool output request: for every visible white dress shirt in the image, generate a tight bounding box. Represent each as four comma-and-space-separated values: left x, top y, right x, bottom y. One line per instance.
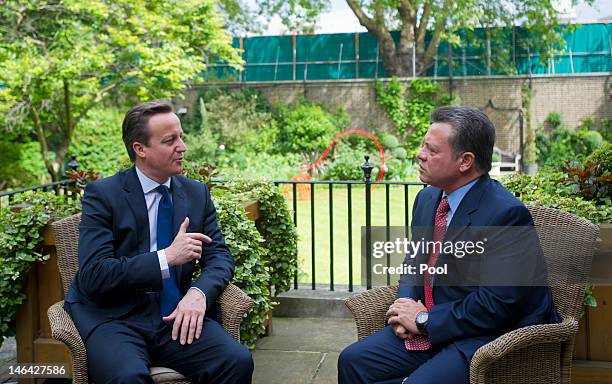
135, 167, 205, 302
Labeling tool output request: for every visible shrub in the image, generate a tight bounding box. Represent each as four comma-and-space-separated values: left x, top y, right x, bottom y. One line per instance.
275, 100, 347, 156
375, 78, 453, 160
0, 140, 48, 190
69, 107, 128, 177
381, 134, 399, 149
562, 143, 611, 206
322, 144, 368, 181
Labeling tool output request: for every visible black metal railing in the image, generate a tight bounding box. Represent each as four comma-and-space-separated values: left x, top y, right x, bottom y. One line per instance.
1, 155, 426, 292
0, 179, 79, 208
273, 156, 426, 292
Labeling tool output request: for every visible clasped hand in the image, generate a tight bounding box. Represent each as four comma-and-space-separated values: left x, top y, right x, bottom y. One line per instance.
386, 298, 427, 339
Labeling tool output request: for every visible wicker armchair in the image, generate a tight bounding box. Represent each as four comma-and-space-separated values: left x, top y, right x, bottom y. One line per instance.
48, 213, 253, 384
345, 205, 599, 384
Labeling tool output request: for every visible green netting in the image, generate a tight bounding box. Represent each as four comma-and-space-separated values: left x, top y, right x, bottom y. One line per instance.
206, 23, 611, 81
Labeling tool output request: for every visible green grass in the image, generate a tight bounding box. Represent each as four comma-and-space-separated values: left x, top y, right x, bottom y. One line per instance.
284, 182, 423, 288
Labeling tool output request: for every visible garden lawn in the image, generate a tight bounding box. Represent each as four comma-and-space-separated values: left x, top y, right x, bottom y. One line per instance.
288, 182, 423, 289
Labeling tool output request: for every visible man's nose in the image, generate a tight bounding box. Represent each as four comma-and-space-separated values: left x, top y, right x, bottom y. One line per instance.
178, 137, 187, 152
416, 149, 426, 161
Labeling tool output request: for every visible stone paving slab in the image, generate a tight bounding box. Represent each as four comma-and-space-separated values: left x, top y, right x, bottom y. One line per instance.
253, 317, 356, 384
256, 317, 356, 353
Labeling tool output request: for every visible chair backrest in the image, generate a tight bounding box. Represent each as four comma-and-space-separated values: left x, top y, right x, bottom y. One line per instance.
527, 205, 599, 320
51, 213, 82, 295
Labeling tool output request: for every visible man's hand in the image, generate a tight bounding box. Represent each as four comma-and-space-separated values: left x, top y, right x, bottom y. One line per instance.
165, 218, 211, 267
162, 289, 207, 345
386, 298, 427, 335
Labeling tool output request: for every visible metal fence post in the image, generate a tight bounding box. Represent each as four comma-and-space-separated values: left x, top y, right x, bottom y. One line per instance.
362, 155, 373, 289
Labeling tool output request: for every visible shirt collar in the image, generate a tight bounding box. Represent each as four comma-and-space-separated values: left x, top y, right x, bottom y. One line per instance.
135, 166, 171, 194
443, 177, 479, 214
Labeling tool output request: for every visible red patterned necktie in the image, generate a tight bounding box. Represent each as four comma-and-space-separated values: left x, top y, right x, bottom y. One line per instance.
405, 197, 450, 351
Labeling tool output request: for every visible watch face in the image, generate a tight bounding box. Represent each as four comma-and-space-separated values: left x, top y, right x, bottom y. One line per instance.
417, 311, 428, 324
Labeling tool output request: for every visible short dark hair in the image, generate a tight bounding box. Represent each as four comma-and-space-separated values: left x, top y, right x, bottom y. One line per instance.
430, 106, 496, 173
122, 101, 174, 162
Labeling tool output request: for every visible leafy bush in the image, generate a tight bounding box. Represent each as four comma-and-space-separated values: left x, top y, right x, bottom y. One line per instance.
215, 151, 303, 181
210, 192, 272, 348
227, 181, 299, 295
381, 133, 400, 149
275, 100, 347, 155
537, 113, 606, 169
202, 91, 277, 154
0, 140, 48, 190
69, 108, 129, 177
561, 143, 611, 206
0, 192, 80, 344
375, 78, 453, 159
322, 144, 368, 181
502, 172, 611, 224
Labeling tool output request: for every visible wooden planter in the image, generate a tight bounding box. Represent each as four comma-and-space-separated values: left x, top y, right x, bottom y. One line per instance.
16, 200, 263, 376
572, 223, 612, 384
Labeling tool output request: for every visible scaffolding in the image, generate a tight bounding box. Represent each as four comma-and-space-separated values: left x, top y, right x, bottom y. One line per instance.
204, 23, 612, 82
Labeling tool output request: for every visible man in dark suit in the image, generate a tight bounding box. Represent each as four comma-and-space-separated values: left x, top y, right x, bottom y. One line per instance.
338, 106, 559, 383
64, 101, 253, 383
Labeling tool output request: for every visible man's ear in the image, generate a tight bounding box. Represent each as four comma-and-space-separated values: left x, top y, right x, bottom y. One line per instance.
458, 152, 476, 173
133, 142, 146, 160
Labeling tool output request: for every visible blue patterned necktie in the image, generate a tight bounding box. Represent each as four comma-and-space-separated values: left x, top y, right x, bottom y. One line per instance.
156, 185, 181, 317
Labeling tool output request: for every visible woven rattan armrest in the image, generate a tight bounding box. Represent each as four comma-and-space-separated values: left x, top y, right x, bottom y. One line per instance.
47, 301, 89, 384
470, 317, 578, 371
344, 285, 399, 340
218, 283, 253, 343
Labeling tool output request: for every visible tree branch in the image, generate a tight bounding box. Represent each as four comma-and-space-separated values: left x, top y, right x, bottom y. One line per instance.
416, 2, 432, 49
30, 105, 56, 179
345, 0, 384, 35
422, 0, 452, 67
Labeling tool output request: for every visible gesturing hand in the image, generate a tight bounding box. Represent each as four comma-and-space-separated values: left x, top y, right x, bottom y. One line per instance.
162, 289, 207, 345
165, 217, 211, 267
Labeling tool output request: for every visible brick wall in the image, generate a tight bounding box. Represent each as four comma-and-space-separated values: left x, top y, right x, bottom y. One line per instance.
183, 74, 611, 155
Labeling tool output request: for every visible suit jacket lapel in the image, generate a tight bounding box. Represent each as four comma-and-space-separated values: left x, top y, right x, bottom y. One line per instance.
123, 167, 150, 254
171, 176, 188, 286
445, 174, 490, 242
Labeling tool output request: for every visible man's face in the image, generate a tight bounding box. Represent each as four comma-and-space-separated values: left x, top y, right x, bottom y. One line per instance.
136, 112, 186, 182
416, 122, 462, 190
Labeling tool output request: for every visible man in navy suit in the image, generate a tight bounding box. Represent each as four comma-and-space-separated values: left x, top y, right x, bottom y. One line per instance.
338, 106, 559, 383
64, 101, 253, 383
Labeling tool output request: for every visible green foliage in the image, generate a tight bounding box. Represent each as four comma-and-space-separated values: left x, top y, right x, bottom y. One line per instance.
537, 113, 607, 170
502, 173, 611, 224
275, 100, 347, 155
215, 152, 303, 181
0, 0, 240, 180
578, 117, 612, 142
200, 91, 277, 154
209, 192, 272, 348
561, 143, 611, 206
381, 134, 399, 150
227, 181, 299, 295
0, 192, 80, 345
68, 107, 128, 177
322, 144, 368, 181
375, 78, 452, 159
0, 140, 48, 190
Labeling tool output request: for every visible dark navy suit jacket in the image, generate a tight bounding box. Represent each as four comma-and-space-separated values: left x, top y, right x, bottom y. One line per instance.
65, 167, 234, 340
398, 174, 560, 360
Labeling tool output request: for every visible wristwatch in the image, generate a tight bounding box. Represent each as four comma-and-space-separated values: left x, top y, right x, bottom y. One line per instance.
415, 311, 429, 335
